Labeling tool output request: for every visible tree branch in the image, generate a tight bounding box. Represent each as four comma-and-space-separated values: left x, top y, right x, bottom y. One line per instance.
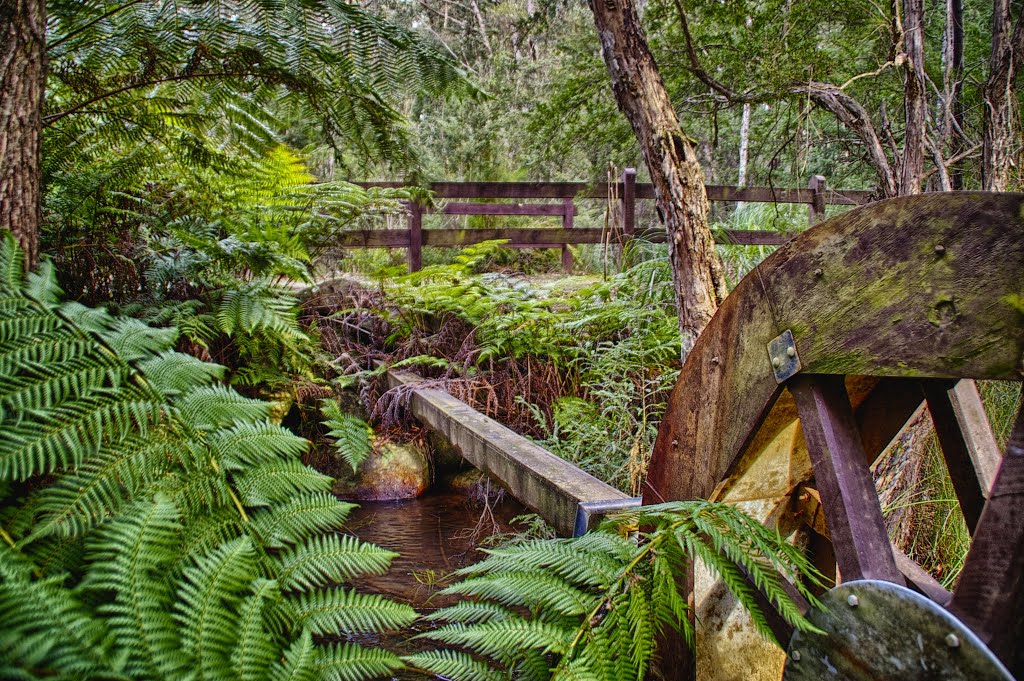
48, 0, 146, 51
42, 72, 238, 126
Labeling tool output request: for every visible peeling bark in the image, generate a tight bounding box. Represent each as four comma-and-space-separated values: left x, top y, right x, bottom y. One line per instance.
0, 0, 46, 268
588, 0, 727, 353
982, 0, 1024, 191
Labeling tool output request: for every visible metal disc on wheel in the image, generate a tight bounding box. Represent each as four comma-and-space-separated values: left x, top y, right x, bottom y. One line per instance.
783, 580, 1014, 680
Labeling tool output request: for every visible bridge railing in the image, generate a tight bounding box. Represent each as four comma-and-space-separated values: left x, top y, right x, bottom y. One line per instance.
344, 172, 873, 272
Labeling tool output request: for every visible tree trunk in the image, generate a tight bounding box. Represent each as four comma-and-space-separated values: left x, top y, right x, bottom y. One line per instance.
900, 0, 928, 195
943, 0, 965, 189
982, 0, 1024, 191
588, 0, 727, 353
737, 102, 751, 189
0, 0, 46, 268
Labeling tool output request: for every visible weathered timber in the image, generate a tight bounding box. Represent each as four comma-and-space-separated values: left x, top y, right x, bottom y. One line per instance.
642, 192, 1023, 681
646, 193, 1024, 505
355, 180, 872, 205
386, 370, 629, 536
408, 201, 423, 272
789, 374, 904, 583
949, 402, 1024, 675
439, 202, 571, 216
332, 227, 791, 248
922, 380, 990, 532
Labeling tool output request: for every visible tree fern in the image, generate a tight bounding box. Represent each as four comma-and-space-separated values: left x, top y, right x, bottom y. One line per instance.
417, 501, 825, 681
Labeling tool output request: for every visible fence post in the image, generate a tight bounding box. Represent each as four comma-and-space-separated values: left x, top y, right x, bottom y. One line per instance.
408, 200, 423, 272
808, 175, 827, 227
622, 168, 636, 238
561, 198, 574, 274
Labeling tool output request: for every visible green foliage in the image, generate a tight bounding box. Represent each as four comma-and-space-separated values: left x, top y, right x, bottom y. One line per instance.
0, 234, 413, 681
333, 246, 680, 493
321, 400, 375, 472
413, 501, 824, 681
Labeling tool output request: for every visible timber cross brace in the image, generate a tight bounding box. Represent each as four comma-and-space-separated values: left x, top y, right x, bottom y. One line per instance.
344, 173, 868, 272
643, 192, 1024, 681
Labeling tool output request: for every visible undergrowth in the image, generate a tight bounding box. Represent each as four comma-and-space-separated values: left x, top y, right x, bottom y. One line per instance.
0, 235, 414, 680
304, 241, 682, 494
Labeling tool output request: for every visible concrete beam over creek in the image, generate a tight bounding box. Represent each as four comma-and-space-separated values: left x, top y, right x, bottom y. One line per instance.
387, 370, 639, 536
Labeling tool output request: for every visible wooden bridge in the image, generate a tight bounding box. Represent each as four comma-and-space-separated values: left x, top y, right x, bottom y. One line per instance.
342, 172, 873, 271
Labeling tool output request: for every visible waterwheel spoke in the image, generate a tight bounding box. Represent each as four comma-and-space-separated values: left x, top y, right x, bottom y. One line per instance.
789, 374, 903, 583
921, 379, 1000, 533
948, 398, 1024, 676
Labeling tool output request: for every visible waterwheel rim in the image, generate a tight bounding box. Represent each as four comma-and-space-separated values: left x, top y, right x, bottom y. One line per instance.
643, 192, 1024, 680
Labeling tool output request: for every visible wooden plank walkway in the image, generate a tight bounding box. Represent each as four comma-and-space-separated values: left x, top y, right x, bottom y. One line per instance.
387, 369, 640, 536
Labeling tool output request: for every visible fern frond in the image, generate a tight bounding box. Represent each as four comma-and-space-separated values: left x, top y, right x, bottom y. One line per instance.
320, 400, 373, 473
83, 496, 184, 678
290, 589, 416, 635
0, 546, 117, 677
234, 459, 334, 506
137, 350, 226, 395
175, 537, 260, 681
232, 578, 285, 681
251, 494, 356, 549
29, 437, 176, 539
270, 629, 318, 681
405, 650, 506, 681
174, 385, 273, 430
313, 643, 404, 681
424, 600, 514, 625
420, 619, 572, 664
276, 533, 396, 590
210, 421, 310, 469
441, 572, 597, 617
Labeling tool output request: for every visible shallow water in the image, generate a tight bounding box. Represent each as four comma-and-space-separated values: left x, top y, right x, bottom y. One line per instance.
339, 488, 525, 673
345, 489, 525, 610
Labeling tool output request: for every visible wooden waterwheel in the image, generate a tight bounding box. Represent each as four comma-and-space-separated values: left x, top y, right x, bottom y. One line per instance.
642, 193, 1024, 681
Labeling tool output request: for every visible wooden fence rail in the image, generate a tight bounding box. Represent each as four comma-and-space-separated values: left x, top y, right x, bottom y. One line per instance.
344, 172, 873, 272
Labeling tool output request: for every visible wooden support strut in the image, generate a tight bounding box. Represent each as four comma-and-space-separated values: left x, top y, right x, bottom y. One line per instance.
789, 374, 904, 583
948, 399, 1024, 676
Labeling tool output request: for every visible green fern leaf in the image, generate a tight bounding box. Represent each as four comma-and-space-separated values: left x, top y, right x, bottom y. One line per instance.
83, 496, 185, 678
290, 588, 416, 635
251, 494, 356, 549
137, 350, 226, 395
320, 400, 373, 473
405, 650, 506, 681
232, 578, 285, 681
175, 536, 260, 681
234, 459, 334, 506
313, 643, 404, 681
276, 533, 396, 590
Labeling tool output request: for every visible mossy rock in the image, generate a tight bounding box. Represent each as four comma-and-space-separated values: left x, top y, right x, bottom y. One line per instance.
331, 440, 430, 501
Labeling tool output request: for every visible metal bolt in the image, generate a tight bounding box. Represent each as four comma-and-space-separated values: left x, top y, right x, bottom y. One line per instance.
945, 633, 960, 648
847, 594, 859, 607
787, 346, 796, 358
772, 357, 782, 369
813, 268, 823, 277
790, 650, 801, 662
935, 244, 946, 255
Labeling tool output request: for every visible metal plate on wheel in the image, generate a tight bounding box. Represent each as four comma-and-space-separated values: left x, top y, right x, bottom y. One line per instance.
784, 580, 1014, 680
767, 329, 802, 383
